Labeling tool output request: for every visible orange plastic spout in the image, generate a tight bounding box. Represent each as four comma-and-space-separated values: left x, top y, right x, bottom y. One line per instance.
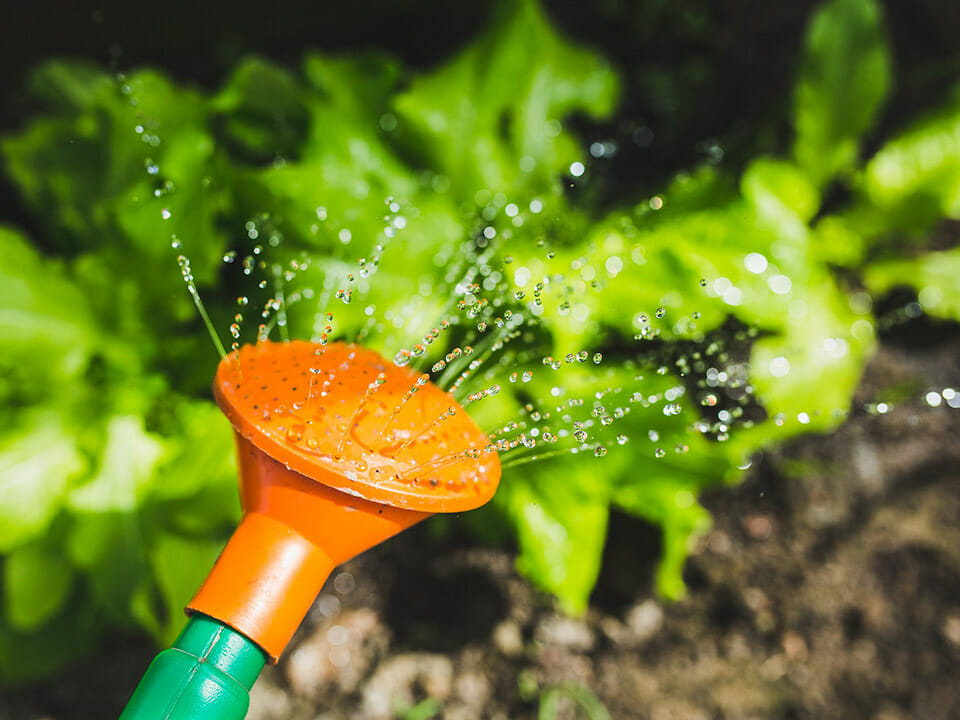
188, 434, 430, 661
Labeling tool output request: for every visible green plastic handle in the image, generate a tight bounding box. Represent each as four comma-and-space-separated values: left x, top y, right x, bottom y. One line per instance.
119, 614, 266, 720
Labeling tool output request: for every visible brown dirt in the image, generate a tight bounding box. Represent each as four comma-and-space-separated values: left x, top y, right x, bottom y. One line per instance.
2, 330, 958, 720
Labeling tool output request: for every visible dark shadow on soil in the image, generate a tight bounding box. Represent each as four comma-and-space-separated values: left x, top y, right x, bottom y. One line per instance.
375, 522, 510, 654
1, 634, 154, 720
384, 562, 507, 653
590, 510, 661, 616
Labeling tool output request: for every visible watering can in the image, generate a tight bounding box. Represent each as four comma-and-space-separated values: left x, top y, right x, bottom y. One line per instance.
120, 340, 500, 719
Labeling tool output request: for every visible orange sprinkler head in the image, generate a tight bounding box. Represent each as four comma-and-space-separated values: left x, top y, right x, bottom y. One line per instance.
187, 340, 501, 661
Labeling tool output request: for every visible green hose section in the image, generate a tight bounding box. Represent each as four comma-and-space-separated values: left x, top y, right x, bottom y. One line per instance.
119, 614, 266, 720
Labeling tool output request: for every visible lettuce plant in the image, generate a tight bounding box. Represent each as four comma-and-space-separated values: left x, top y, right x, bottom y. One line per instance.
0, 0, 958, 683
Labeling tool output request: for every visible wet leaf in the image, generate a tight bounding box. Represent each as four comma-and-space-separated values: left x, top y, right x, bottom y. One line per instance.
793, 0, 890, 187
3, 540, 75, 631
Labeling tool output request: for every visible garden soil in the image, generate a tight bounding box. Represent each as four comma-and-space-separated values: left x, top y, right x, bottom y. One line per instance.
3, 325, 959, 720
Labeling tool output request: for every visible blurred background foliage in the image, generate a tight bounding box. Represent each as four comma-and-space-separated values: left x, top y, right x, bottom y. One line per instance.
1, 0, 959, 685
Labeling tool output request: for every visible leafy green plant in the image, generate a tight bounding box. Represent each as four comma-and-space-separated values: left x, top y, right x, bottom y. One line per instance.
394, 697, 442, 720
539, 684, 612, 720
0, 0, 958, 684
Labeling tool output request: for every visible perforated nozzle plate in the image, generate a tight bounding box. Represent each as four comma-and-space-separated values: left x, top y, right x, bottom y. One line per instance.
213, 341, 501, 512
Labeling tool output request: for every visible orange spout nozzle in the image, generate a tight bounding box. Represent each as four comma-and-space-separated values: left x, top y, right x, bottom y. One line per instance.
188, 341, 500, 662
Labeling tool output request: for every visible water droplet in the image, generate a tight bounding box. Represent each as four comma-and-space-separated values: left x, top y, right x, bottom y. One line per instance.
654, 448, 666, 458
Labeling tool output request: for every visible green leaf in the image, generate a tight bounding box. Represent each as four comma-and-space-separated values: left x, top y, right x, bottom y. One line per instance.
397, 697, 442, 720
810, 213, 868, 268
211, 57, 311, 163
793, 0, 891, 187
302, 53, 401, 118
1, 64, 229, 400
539, 684, 612, 720
494, 361, 734, 608
27, 60, 117, 112
64, 511, 150, 628
147, 400, 236, 503
0, 225, 98, 378
864, 246, 960, 322
0, 415, 85, 552
502, 471, 610, 614
148, 532, 226, 644
393, 0, 617, 201
3, 540, 75, 630
68, 416, 165, 513
741, 158, 820, 224
861, 87, 960, 231
2, 64, 210, 253
0, 226, 102, 437
748, 274, 875, 435
614, 481, 711, 601
0, 595, 101, 685
596, 368, 725, 600
220, 55, 443, 350
525, 196, 785, 347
